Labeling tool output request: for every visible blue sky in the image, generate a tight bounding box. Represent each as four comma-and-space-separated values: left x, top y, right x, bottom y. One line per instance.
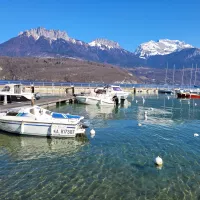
0, 0, 200, 51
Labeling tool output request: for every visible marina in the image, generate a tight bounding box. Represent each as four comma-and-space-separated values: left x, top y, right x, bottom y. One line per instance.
1, 93, 200, 199
1, 1, 200, 199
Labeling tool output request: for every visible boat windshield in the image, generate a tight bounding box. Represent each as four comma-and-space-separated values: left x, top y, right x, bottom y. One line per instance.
2, 86, 10, 92
95, 89, 106, 94
6, 111, 18, 116
112, 87, 122, 91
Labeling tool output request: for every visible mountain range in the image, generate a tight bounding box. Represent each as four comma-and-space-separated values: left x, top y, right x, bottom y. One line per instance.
0, 27, 200, 69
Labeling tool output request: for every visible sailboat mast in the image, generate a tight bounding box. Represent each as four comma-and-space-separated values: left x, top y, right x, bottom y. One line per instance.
173, 64, 175, 86
194, 64, 198, 86
165, 62, 168, 84
181, 66, 185, 86
190, 64, 193, 87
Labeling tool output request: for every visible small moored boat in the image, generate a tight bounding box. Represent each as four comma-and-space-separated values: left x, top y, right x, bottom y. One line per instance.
177, 89, 200, 99
75, 85, 129, 105
158, 89, 173, 94
0, 84, 40, 102
0, 106, 86, 138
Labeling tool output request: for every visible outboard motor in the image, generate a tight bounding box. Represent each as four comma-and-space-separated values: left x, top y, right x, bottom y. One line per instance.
34, 92, 41, 100
112, 95, 119, 106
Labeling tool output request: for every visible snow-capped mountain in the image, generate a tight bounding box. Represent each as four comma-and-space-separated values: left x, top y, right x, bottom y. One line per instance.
0, 27, 142, 67
146, 47, 200, 69
135, 39, 193, 58
89, 39, 121, 50
1, 27, 200, 69
18, 27, 70, 41
18, 27, 86, 45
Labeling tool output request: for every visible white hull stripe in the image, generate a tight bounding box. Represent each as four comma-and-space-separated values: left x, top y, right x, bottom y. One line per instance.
0, 121, 75, 128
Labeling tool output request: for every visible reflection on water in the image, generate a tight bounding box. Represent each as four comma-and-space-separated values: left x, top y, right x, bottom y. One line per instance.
0, 133, 88, 161
2, 95, 200, 199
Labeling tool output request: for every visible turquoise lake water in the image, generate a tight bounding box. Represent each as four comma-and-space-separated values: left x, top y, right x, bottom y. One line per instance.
1, 94, 200, 199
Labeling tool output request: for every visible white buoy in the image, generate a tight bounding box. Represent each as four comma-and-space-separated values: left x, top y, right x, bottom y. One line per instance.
136, 100, 138, 103
154, 156, 163, 166
194, 133, 199, 137
144, 111, 147, 120
195, 103, 197, 106
90, 129, 95, 135
138, 123, 142, 126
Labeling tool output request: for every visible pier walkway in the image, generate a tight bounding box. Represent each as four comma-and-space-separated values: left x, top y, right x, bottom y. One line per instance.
0, 94, 74, 112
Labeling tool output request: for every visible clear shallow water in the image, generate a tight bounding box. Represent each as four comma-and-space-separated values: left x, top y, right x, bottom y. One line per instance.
1, 94, 200, 199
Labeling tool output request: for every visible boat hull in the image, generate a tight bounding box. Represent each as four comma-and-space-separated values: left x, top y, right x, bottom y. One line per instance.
76, 96, 100, 105
177, 93, 200, 99
0, 120, 85, 138
0, 94, 32, 102
98, 97, 115, 106
158, 90, 173, 94
99, 101, 114, 106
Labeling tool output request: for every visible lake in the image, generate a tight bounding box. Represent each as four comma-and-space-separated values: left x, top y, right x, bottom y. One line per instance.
1, 94, 200, 199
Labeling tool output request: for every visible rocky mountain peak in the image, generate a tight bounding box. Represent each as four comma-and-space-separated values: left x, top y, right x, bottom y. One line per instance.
135, 39, 194, 58
89, 38, 121, 49
18, 27, 70, 41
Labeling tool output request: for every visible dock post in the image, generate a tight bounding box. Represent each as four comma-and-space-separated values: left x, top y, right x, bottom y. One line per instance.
31, 96, 35, 106
3, 95, 7, 105
71, 85, 75, 96
31, 85, 35, 93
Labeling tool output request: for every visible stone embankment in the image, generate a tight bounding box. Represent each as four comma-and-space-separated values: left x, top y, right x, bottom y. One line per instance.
0, 85, 159, 96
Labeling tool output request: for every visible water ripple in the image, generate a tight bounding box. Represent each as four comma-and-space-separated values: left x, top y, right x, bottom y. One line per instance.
1, 96, 200, 199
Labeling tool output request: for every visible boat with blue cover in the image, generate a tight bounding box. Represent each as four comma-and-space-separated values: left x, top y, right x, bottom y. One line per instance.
0, 106, 86, 137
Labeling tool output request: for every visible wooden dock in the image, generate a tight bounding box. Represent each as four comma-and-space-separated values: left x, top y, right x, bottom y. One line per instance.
0, 94, 74, 112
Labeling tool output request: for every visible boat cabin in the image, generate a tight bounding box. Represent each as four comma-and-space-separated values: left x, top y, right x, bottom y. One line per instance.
1, 84, 27, 94
94, 85, 123, 94
5, 106, 83, 121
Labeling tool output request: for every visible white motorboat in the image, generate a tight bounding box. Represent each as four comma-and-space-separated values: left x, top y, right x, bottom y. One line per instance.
102, 85, 130, 100
0, 84, 40, 102
75, 85, 130, 105
75, 95, 100, 105
98, 96, 115, 106
0, 106, 86, 138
